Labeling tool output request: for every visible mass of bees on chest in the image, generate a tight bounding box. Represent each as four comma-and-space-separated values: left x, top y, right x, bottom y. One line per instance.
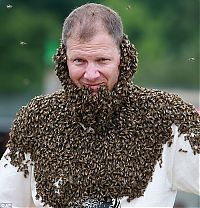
6, 35, 200, 207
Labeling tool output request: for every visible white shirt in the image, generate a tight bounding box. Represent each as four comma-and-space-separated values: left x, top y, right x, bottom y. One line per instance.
0, 124, 199, 208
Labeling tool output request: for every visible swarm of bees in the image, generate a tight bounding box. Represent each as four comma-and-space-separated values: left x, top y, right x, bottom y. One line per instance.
6, 34, 200, 207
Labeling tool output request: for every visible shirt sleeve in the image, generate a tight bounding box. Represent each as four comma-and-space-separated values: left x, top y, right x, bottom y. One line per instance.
170, 124, 200, 195
0, 148, 35, 207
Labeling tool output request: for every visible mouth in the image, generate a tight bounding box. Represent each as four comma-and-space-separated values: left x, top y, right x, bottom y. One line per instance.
84, 83, 104, 92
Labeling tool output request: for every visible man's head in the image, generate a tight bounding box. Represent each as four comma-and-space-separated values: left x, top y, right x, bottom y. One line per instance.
54, 3, 137, 127
62, 3, 123, 48
62, 3, 123, 92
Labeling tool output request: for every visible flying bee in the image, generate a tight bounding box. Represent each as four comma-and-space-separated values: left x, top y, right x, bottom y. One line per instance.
126, 5, 132, 10
20, 41, 28, 46
7, 4, 13, 9
188, 57, 196, 62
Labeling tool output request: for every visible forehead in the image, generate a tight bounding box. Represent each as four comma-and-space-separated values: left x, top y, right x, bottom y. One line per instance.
66, 31, 119, 56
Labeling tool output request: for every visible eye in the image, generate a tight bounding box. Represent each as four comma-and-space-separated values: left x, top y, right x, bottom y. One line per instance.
97, 58, 110, 63
73, 58, 85, 65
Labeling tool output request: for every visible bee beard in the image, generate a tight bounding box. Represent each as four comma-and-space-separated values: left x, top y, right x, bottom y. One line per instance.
65, 80, 123, 130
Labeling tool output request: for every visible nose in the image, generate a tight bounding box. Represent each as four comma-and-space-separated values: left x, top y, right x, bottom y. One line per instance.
83, 63, 100, 81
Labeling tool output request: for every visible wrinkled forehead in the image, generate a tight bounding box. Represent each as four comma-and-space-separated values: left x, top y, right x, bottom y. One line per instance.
66, 34, 121, 58
66, 27, 120, 54
65, 21, 105, 43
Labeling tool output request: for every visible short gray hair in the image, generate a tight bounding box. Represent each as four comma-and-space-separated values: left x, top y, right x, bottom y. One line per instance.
62, 3, 123, 47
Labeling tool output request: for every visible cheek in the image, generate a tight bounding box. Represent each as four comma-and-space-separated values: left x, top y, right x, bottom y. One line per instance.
67, 62, 80, 81
67, 63, 82, 85
106, 63, 120, 90
112, 58, 120, 81
68, 68, 76, 80
112, 68, 120, 84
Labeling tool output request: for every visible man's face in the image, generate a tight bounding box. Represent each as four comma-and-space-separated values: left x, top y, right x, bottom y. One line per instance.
66, 31, 121, 93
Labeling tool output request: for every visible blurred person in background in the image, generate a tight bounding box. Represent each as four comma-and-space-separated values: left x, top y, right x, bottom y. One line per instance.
0, 3, 199, 208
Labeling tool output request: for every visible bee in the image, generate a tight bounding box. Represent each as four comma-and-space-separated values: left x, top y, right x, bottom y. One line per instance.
7, 4, 13, 9
167, 141, 173, 147
79, 123, 86, 130
4, 155, 9, 160
178, 148, 188, 153
188, 57, 196, 62
159, 158, 163, 168
20, 41, 28, 46
126, 5, 132, 10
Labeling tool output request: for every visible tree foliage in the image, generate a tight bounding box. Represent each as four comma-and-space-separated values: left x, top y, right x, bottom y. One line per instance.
0, 3, 60, 93
103, 0, 199, 89
0, 0, 199, 93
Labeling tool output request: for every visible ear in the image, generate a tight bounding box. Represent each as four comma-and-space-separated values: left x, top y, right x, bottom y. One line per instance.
54, 44, 71, 90
119, 34, 138, 81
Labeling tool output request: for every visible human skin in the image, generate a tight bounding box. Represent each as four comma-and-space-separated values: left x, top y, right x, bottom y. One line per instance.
66, 30, 121, 92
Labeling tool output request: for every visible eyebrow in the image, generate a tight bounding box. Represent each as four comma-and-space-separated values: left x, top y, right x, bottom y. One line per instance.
67, 52, 113, 59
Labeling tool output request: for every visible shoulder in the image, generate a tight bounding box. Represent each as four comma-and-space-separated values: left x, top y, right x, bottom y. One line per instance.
24, 89, 65, 110
132, 85, 196, 112
10, 89, 66, 139
133, 85, 180, 102
15, 89, 66, 118
131, 85, 182, 111
131, 85, 199, 138
8, 89, 66, 155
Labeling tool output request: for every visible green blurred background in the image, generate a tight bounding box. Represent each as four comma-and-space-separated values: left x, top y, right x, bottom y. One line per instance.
0, 1, 199, 207
0, 0, 199, 94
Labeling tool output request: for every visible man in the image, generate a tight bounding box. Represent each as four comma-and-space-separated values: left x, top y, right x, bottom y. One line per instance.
0, 3, 199, 208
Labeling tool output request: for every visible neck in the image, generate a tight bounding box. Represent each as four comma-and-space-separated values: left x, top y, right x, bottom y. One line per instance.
64, 79, 131, 131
